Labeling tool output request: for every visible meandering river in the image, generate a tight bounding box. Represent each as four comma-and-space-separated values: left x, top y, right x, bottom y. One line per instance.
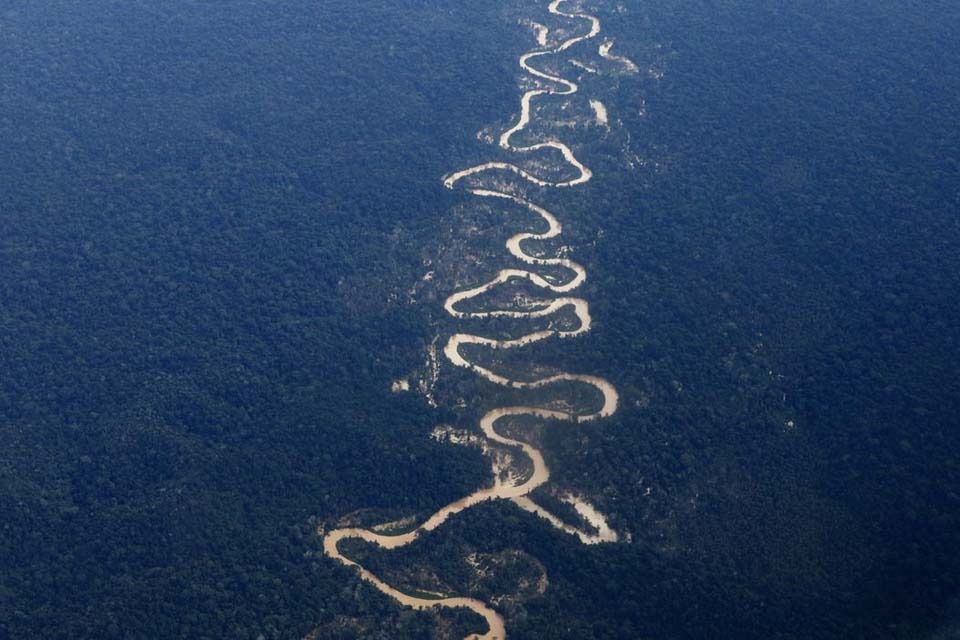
323, 3, 636, 637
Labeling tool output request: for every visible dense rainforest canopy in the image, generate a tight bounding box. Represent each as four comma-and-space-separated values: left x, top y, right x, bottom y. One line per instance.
1, 0, 959, 638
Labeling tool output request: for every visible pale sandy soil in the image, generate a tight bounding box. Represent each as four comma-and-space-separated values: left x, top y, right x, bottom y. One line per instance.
590, 99, 609, 126
599, 39, 639, 73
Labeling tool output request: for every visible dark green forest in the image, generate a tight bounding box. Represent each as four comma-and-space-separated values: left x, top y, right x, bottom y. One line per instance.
2, 0, 959, 639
